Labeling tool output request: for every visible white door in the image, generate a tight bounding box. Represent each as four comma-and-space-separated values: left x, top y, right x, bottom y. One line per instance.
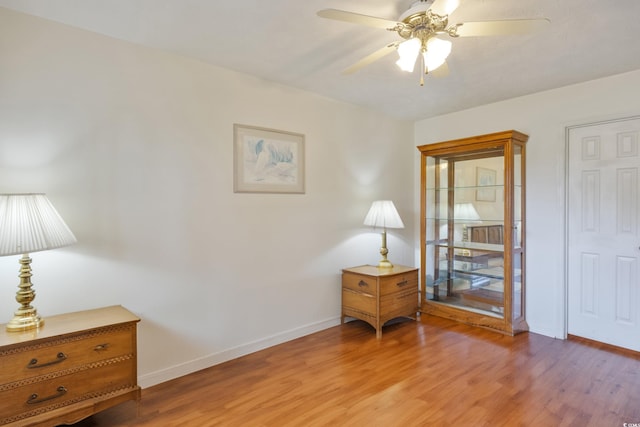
567, 117, 640, 351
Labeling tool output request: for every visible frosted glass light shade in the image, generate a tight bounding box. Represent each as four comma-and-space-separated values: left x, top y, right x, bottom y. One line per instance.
423, 38, 452, 72
364, 200, 405, 229
0, 193, 77, 256
396, 38, 421, 72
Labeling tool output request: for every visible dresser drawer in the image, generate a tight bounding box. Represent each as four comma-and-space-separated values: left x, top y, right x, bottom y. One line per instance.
379, 271, 418, 296
342, 273, 377, 296
0, 325, 135, 386
342, 288, 376, 314
380, 288, 418, 314
0, 357, 136, 423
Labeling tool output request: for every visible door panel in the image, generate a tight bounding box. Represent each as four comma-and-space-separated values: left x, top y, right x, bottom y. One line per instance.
567, 117, 640, 351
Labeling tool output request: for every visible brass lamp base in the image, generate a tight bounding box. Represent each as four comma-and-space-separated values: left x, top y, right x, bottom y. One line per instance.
377, 259, 394, 269
376, 230, 394, 269
6, 310, 44, 332
6, 254, 44, 332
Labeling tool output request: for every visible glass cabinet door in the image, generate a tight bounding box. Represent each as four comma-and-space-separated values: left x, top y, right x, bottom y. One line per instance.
424, 149, 506, 317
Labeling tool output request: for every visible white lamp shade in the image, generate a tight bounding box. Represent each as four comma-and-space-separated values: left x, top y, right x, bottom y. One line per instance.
363, 200, 405, 229
0, 193, 77, 256
396, 38, 421, 72
423, 38, 452, 72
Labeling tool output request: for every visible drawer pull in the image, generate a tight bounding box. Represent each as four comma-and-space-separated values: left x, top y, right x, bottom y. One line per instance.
358, 280, 369, 288
27, 352, 67, 369
94, 343, 110, 352
27, 386, 67, 405
396, 280, 408, 287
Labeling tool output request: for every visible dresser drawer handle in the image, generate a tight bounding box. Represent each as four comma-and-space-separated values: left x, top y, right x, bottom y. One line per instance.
27, 386, 67, 405
27, 352, 67, 369
396, 280, 408, 287
94, 343, 110, 352
358, 280, 369, 288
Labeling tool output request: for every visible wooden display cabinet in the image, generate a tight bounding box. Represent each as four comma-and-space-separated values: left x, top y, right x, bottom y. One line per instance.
417, 130, 528, 335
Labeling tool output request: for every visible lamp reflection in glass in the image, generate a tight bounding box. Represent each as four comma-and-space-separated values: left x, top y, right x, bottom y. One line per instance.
363, 200, 405, 269
0, 194, 77, 332
455, 203, 480, 258
438, 202, 480, 243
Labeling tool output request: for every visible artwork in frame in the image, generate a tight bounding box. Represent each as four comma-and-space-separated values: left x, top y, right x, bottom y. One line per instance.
233, 124, 305, 194
475, 167, 497, 202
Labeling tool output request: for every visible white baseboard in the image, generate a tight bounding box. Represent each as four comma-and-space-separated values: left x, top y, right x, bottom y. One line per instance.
528, 323, 565, 340
138, 316, 341, 388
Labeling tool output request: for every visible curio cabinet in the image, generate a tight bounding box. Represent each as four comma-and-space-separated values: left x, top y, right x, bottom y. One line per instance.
418, 130, 528, 335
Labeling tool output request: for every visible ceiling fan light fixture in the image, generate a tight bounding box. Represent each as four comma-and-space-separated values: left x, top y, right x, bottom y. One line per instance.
396, 37, 421, 72
317, 1, 549, 83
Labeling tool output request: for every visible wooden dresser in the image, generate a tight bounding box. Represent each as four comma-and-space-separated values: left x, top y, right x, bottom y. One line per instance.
342, 265, 419, 338
0, 305, 140, 426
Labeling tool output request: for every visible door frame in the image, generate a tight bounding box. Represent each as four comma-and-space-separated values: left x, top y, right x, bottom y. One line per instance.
564, 115, 640, 341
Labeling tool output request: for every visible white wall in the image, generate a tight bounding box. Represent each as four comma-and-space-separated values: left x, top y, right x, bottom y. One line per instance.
0, 8, 415, 387
414, 69, 640, 338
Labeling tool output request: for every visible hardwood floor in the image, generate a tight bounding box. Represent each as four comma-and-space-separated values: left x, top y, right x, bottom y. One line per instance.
71, 315, 640, 426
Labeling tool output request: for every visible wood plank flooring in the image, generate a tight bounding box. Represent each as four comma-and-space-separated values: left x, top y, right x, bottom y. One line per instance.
70, 315, 640, 426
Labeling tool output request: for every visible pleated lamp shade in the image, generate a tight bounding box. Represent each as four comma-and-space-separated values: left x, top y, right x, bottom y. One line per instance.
363, 200, 405, 230
0, 194, 77, 256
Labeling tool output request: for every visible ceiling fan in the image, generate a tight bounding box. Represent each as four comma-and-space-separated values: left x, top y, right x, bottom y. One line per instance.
317, 0, 550, 85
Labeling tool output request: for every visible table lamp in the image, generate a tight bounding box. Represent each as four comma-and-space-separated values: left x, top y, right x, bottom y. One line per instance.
0, 194, 77, 332
363, 200, 405, 268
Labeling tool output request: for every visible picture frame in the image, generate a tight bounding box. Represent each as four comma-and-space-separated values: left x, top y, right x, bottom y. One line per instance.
475, 167, 496, 202
233, 124, 305, 194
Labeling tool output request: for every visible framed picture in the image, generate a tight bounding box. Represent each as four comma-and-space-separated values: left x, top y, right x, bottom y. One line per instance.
233, 124, 305, 194
475, 167, 496, 202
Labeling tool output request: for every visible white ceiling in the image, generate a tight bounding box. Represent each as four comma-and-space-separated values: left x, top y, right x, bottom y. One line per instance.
2, 0, 640, 121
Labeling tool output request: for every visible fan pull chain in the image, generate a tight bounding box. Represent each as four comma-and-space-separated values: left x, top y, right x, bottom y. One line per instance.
420, 51, 426, 86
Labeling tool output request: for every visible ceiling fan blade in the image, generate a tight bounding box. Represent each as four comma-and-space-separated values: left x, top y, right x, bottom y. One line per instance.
454, 18, 550, 37
317, 9, 399, 30
343, 43, 399, 75
429, 61, 450, 78
430, 0, 461, 16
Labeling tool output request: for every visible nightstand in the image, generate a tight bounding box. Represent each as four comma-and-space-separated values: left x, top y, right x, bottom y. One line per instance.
342, 265, 419, 338
0, 305, 140, 426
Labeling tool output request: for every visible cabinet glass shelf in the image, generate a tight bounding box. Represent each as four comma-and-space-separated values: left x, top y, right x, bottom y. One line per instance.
424, 184, 521, 191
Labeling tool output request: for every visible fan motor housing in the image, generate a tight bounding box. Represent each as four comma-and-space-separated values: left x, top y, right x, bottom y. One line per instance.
396, 2, 449, 41
399, 0, 436, 22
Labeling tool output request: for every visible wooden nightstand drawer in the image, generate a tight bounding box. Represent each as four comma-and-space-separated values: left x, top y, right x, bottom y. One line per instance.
0, 325, 135, 385
342, 273, 377, 296
379, 272, 418, 296
381, 288, 418, 317
0, 357, 137, 423
342, 288, 376, 314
